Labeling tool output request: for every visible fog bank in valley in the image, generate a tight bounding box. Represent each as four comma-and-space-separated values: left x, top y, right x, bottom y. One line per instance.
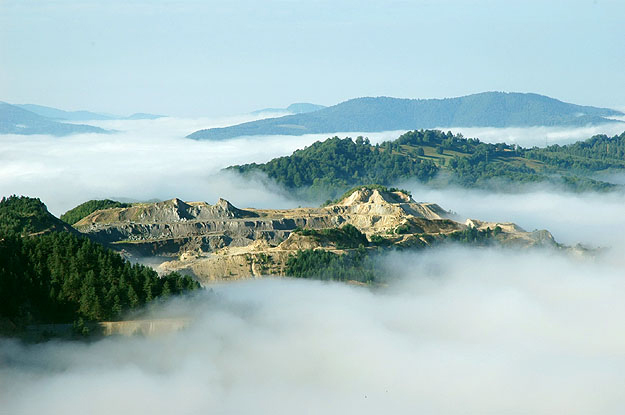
0, 116, 402, 215
440, 122, 625, 147
401, 181, 625, 248
3, 117, 625, 413
2, 246, 625, 414
1, 114, 623, 216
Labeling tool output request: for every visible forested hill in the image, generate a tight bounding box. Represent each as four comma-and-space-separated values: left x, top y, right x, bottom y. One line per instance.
61, 199, 131, 225
228, 130, 625, 200
188, 92, 623, 140
525, 132, 625, 170
0, 195, 77, 236
0, 196, 199, 333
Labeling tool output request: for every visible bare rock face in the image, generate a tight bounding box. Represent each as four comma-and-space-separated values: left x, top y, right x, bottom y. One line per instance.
74, 187, 557, 284
75, 188, 450, 251
336, 187, 446, 220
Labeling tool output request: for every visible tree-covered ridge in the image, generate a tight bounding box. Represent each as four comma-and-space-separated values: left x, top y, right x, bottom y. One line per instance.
61, 199, 131, 225
228, 136, 439, 199
525, 132, 625, 171
284, 228, 500, 283
0, 196, 200, 329
284, 226, 524, 284
294, 224, 369, 249
0, 232, 199, 327
398, 130, 622, 190
285, 248, 376, 283
228, 130, 625, 198
0, 195, 74, 236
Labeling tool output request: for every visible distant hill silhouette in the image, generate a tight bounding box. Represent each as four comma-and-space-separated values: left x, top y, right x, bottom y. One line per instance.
126, 113, 165, 120
251, 102, 326, 115
16, 103, 164, 121
16, 104, 114, 121
188, 92, 623, 140
0, 102, 109, 136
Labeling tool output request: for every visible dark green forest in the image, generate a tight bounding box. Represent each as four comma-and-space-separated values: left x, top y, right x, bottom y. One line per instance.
61, 199, 130, 225
294, 224, 369, 249
228, 129, 625, 199
525, 132, 625, 170
441, 227, 500, 245
284, 227, 505, 283
0, 196, 200, 328
285, 248, 377, 283
228, 135, 438, 199
0, 195, 74, 235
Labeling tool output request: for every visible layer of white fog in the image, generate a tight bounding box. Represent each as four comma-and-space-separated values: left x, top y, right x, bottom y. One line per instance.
3, 244, 625, 414
1, 114, 623, 216
402, 181, 625, 247
3, 118, 625, 413
0, 115, 405, 215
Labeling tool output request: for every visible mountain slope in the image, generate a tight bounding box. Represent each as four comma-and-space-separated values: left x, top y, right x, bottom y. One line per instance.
60, 199, 131, 225
188, 92, 623, 140
0, 102, 109, 135
16, 103, 114, 121
126, 112, 165, 120
0, 195, 78, 236
17, 103, 165, 121
228, 130, 625, 199
286, 103, 326, 113
0, 196, 199, 332
251, 102, 326, 115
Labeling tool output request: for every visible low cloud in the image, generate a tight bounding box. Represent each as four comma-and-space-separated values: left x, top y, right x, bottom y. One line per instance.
396, 180, 625, 248
3, 117, 625, 413
0, 117, 321, 215
0, 115, 407, 215
2, 115, 623, 216
2, 245, 625, 414
434, 123, 625, 147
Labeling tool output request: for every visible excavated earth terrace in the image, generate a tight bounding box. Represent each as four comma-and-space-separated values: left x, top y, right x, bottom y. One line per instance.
74, 188, 557, 283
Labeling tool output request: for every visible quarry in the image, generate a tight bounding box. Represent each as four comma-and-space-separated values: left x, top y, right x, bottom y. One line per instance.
74, 187, 558, 284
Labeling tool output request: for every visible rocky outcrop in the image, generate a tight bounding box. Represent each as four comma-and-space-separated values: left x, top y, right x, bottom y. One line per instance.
74, 188, 557, 284
75, 188, 449, 251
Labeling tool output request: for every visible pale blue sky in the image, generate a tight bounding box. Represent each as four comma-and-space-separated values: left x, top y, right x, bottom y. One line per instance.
1, 0, 624, 116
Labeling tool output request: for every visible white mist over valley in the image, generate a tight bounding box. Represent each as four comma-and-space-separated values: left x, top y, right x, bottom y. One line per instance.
1, 115, 624, 215
3, 245, 625, 414
3, 115, 625, 413
3, 0, 625, 413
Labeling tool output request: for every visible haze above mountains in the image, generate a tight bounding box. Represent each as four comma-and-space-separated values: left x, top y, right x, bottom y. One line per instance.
2, 91, 623, 138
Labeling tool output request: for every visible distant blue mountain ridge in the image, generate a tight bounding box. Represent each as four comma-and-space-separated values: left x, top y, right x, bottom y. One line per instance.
0, 102, 109, 136
251, 102, 327, 115
188, 92, 624, 140
0, 102, 166, 136
15, 104, 164, 121
15, 104, 114, 121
